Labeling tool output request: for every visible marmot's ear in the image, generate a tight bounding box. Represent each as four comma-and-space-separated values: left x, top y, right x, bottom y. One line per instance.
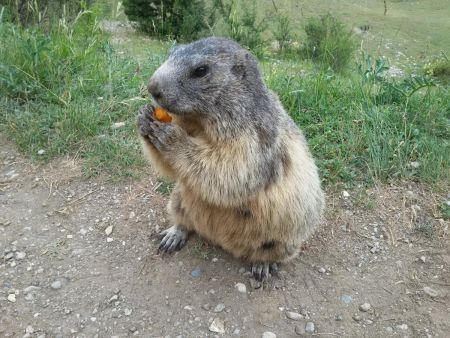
231, 52, 250, 79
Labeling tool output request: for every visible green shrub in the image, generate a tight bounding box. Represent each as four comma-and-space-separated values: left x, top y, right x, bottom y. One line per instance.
273, 14, 294, 54
122, 0, 209, 42
301, 13, 355, 72
424, 55, 450, 84
213, 0, 266, 57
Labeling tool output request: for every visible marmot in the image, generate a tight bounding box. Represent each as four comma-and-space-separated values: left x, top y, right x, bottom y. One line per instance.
137, 37, 324, 281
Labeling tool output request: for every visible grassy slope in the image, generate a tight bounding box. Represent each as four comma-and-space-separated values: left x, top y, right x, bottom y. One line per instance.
0, 1, 449, 186
261, 0, 450, 65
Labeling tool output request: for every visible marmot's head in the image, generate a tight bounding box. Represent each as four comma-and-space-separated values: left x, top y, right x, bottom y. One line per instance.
147, 37, 268, 118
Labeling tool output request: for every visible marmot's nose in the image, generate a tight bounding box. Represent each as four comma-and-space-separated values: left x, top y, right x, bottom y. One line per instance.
147, 78, 162, 99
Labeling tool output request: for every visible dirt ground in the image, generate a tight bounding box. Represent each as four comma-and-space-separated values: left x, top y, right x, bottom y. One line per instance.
0, 134, 449, 338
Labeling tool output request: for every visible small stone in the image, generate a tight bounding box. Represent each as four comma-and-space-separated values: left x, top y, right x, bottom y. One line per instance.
7, 294, 16, 302
212, 257, 218, 263
112, 122, 126, 129
183, 305, 193, 311
202, 304, 211, 311
423, 286, 438, 298
37, 149, 45, 155
190, 267, 202, 278
340, 294, 353, 304
105, 225, 113, 236
396, 324, 408, 331
359, 303, 371, 312
295, 325, 305, 335
419, 256, 426, 263
249, 278, 262, 289
385, 326, 393, 333
214, 303, 225, 313
51, 280, 62, 289
5, 252, 14, 260
409, 161, 420, 169
25, 326, 34, 334
317, 267, 326, 273
238, 267, 246, 274
335, 314, 343, 321
235, 283, 247, 293
124, 308, 132, 316
209, 318, 225, 334
23, 286, 40, 295
342, 190, 350, 198
365, 319, 373, 325
305, 322, 315, 333
106, 237, 114, 243
16, 252, 26, 260
352, 314, 362, 322
262, 332, 276, 338
286, 311, 303, 321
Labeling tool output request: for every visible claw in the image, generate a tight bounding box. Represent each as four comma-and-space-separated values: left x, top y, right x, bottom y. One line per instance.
157, 225, 189, 255
251, 262, 279, 282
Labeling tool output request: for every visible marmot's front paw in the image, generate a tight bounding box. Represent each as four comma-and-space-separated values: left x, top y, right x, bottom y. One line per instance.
137, 104, 155, 139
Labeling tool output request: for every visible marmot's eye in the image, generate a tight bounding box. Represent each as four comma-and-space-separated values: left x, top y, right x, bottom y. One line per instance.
192, 65, 209, 78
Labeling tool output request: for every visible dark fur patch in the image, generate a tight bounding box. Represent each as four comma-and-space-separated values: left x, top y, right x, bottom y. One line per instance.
237, 209, 252, 219
255, 123, 276, 148
261, 240, 276, 250
280, 147, 291, 175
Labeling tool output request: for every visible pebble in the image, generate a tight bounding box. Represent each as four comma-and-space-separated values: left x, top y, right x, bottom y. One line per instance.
238, 267, 246, 274
5, 252, 14, 260
51, 280, 62, 289
423, 286, 438, 298
396, 324, 408, 331
7, 294, 16, 302
352, 314, 362, 322
124, 308, 132, 316
106, 237, 114, 243
183, 305, 193, 311
202, 304, 211, 311
342, 190, 350, 198
262, 332, 276, 338
359, 303, 371, 312
105, 225, 113, 236
25, 326, 34, 334
419, 256, 426, 263
317, 267, 326, 273
385, 326, 393, 333
335, 314, 343, 321
214, 303, 225, 313
286, 311, 303, 321
209, 318, 225, 334
23, 286, 40, 295
190, 267, 202, 278
305, 322, 315, 333
16, 251, 26, 260
235, 282, 247, 293
37, 149, 45, 155
212, 257, 218, 263
340, 294, 353, 304
295, 325, 305, 335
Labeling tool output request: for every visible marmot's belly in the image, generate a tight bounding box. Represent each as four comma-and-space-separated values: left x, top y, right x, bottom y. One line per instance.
180, 193, 299, 262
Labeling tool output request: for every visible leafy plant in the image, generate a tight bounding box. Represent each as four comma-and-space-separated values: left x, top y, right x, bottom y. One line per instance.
300, 13, 355, 71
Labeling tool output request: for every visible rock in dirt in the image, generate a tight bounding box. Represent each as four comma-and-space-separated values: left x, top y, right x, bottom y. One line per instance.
25, 326, 34, 334
51, 280, 62, 289
214, 303, 225, 313
7, 294, 16, 302
286, 311, 303, 321
262, 332, 276, 338
305, 322, 315, 333
396, 324, 408, 331
295, 325, 305, 335
104, 225, 113, 236
190, 267, 202, 278
359, 303, 371, 312
209, 318, 225, 334
16, 251, 26, 260
202, 304, 211, 311
124, 308, 132, 316
235, 282, 247, 293
423, 286, 439, 298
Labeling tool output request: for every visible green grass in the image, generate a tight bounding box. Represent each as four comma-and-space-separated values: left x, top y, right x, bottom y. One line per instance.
0, 3, 449, 188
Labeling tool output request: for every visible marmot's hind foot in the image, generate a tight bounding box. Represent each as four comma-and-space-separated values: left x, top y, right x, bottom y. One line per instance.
158, 225, 189, 254
251, 262, 279, 282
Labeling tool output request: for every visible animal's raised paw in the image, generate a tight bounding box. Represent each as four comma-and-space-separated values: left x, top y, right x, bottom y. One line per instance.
251, 262, 278, 282
158, 225, 189, 254
137, 104, 155, 138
